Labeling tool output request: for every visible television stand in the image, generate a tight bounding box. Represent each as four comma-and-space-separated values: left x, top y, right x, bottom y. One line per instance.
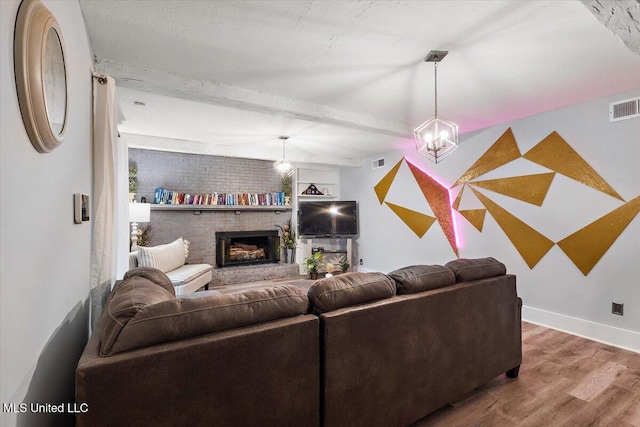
300, 237, 353, 275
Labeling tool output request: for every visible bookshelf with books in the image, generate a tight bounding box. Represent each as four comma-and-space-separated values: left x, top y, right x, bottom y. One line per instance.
151, 188, 290, 212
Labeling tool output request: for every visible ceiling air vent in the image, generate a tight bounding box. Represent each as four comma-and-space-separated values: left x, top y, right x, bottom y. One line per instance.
372, 158, 385, 169
609, 97, 639, 122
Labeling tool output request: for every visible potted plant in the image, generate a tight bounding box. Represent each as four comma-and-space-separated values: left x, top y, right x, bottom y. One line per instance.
338, 255, 350, 273
129, 166, 138, 202
276, 218, 296, 263
281, 175, 292, 206
304, 251, 324, 280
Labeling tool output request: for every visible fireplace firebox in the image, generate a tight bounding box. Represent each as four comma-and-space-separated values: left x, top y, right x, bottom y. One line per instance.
216, 230, 280, 268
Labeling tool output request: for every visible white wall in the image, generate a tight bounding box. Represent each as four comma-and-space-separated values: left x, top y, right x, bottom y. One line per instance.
0, 1, 93, 425
342, 89, 640, 351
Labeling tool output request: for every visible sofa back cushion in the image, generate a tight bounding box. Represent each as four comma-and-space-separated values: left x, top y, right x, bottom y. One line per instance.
388, 265, 455, 294
445, 257, 506, 282
100, 278, 309, 356
136, 237, 185, 273
307, 272, 396, 315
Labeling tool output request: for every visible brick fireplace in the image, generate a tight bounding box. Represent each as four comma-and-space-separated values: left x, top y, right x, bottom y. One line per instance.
129, 149, 294, 265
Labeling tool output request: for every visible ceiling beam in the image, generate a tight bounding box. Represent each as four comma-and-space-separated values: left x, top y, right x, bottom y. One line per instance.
123, 133, 362, 168
96, 59, 413, 139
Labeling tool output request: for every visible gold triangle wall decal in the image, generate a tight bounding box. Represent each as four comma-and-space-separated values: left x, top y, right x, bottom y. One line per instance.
557, 195, 640, 275
374, 157, 404, 204
406, 161, 458, 257
471, 187, 555, 268
385, 202, 436, 238
470, 173, 556, 206
454, 128, 521, 187
452, 184, 465, 211
522, 131, 623, 201
459, 209, 487, 232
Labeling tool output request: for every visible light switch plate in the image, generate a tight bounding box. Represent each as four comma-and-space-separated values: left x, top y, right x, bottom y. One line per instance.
74, 193, 89, 224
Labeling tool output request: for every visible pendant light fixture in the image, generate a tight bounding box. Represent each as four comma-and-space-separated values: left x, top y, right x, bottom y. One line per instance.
414, 50, 459, 164
273, 136, 294, 177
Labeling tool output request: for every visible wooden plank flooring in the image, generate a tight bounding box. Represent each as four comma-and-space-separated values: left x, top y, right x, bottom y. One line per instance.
413, 322, 640, 426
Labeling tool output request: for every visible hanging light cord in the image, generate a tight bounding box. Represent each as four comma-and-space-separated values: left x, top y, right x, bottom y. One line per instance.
433, 62, 438, 118
281, 137, 288, 159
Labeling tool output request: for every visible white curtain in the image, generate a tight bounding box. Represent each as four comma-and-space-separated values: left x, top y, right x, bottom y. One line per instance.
90, 74, 119, 333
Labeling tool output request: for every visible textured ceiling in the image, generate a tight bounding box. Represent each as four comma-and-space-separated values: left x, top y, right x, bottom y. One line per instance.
80, 0, 640, 166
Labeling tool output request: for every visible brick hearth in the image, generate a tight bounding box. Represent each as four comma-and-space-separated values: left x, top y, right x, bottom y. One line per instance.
210, 263, 300, 286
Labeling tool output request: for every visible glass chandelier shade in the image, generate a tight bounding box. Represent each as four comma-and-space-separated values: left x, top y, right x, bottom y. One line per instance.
414, 55, 459, 164
273, 136, 294, 177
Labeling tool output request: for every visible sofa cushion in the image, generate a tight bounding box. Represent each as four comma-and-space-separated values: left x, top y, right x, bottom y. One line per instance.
177, 290, 221, 299
124, 266, 175, 296
388, 265, 455, 294
307, 272, 396, 315
166, 263, 212, 286
445, 257, 506, 282
100, 281, 308, 356
136, 238, 185, 273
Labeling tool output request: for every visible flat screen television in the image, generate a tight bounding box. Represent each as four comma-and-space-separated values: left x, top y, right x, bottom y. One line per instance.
298, 201, 358, 237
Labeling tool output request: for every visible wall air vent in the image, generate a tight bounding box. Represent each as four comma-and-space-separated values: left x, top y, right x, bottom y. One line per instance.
372, 158, 385, 169
609, 97, 639, 122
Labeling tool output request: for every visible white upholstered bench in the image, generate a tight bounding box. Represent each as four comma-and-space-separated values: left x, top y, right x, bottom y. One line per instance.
129, 237, 212, 295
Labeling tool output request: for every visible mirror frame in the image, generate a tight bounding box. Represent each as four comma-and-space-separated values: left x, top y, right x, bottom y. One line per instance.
14, 0, 68, 153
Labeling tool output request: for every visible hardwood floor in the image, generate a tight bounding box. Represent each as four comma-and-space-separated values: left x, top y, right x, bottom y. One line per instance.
413, 322, 640, 426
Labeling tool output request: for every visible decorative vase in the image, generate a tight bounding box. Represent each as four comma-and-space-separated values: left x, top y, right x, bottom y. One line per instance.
282, 248, 288, 263
129, 192, 136, 202
287, 248, 294, 264
284, 196, 291, 206
309, 271, 318, 280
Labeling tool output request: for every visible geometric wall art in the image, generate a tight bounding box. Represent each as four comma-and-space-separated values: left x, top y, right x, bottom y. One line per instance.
374, 128, 639, 275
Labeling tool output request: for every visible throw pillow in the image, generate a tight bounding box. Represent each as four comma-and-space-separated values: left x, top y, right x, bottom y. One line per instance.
136, 237, 186, 273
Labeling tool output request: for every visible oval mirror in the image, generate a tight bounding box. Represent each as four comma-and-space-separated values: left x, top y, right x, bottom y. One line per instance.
14, 0, 68, 153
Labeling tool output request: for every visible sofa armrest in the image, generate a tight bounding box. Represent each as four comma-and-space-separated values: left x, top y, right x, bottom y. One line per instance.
76, 315, 320, 427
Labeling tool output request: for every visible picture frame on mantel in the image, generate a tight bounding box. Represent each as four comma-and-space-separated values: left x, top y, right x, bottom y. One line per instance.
14, 0, 69, 153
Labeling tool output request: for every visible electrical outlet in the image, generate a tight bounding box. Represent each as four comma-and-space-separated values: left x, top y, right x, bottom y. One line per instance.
359, 259, 363, 266
612, 302, 624, 316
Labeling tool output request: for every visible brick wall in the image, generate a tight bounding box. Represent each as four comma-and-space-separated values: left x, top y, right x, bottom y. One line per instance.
129, 149, 291, 265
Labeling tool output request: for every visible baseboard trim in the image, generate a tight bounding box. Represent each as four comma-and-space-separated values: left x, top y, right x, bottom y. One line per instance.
522, 305, 640, 353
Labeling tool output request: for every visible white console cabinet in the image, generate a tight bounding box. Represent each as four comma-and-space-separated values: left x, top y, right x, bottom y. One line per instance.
299, 237, 353, 275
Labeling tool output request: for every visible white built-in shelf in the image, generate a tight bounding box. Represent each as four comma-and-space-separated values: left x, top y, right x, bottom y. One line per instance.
298, 194, 337, 200
150, 204, 291, 212
296, 167, 340, 202
297, 180, 339, 185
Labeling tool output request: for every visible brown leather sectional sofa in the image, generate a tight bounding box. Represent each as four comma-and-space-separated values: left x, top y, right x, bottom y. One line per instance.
76, 257, 521, 427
